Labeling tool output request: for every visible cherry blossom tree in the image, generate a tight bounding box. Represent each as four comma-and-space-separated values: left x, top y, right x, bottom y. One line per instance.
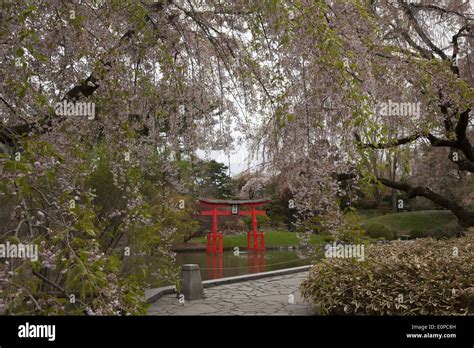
0, 0, 257, 314
241, 0, 473, 230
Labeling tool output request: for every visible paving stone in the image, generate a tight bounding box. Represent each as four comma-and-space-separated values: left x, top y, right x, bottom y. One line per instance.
148, 271, 310, 316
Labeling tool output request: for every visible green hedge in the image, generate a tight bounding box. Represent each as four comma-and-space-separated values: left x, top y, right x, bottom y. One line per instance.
363, 223, 395, 240
300, 236, 473, 315
409, 221, 463, 239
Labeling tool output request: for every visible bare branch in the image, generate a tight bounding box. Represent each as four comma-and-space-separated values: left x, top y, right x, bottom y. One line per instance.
355, 132, 422, 149
376, 177, 474, 227
400, 1, 448, 60
409, 3, 469, 19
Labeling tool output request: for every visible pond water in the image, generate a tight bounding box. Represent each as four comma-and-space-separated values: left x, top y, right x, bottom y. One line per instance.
177, 249, 312, 281
129, 248, 314, 288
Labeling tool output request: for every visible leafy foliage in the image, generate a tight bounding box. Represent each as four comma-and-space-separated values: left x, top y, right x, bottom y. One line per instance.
301, 236, 474, 315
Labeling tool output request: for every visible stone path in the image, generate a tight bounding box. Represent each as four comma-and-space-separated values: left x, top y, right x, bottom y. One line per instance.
148, 271, 314, 315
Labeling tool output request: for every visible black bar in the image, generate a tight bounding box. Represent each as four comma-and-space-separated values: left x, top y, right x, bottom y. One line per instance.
0, 315, 472, 346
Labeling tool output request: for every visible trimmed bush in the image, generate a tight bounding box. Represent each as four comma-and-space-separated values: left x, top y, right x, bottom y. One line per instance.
300, 236, 473, 315
436, 221, 463, 238
363, 223, 395, 240
361, 210, 457, 236
409, 227, 430, 239
409, 221, 462, 240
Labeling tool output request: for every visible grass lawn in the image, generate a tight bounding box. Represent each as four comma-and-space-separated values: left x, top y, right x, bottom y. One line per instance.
355, 208, 391, 221
191, 230, 330, 248
361, 210, 457, 236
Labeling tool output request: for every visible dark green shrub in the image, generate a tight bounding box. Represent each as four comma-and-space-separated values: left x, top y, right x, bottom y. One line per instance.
363, 223, 395, 240
439, 221, 463, 238
410, 221, 462, 239
300, 236, 473, 315
409, 227, 431, 239
244, 215, 270, 230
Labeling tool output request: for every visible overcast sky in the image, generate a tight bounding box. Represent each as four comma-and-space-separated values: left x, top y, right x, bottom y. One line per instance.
196, 139, 250, 177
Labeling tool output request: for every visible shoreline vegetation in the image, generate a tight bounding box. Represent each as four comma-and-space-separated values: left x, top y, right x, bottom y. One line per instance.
173, 231, 332, 252
174, 210, 463, 252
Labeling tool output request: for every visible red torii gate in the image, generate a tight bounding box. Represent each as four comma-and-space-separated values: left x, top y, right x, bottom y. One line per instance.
199, 198, 270, 254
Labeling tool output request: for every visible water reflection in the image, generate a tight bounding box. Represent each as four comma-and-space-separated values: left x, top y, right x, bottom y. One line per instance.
205, 252, 267, 279
248, 252, 266, 273
173, 249, 313, 281
129, 249, 314, 288
206, 253, 223, 279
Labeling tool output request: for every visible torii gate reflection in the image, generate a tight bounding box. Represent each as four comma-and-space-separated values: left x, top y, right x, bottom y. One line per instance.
205, 251, 266, 279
